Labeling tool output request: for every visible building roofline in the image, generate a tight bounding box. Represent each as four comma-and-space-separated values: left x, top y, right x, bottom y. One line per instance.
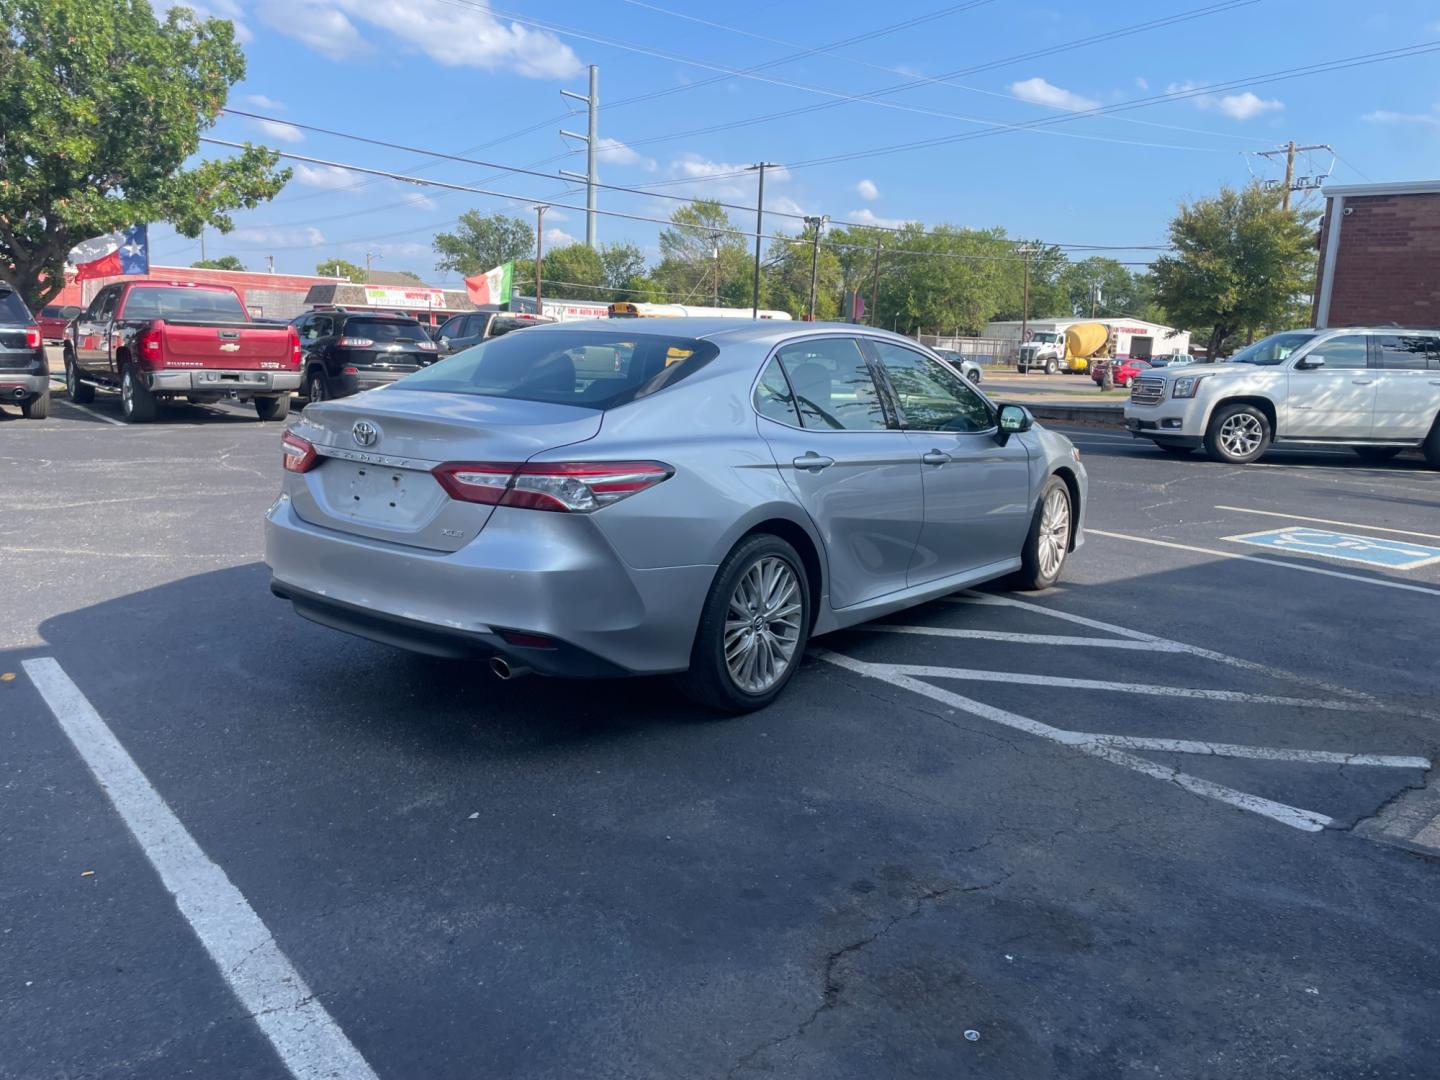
1321, 179, 1440, 198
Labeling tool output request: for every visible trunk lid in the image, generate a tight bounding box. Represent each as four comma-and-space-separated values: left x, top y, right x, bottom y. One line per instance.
154, 320, 294, 368
345, 342, 438, 375
289, 388, 603, 551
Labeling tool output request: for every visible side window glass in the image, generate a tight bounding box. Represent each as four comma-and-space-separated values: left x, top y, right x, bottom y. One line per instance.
312, 315, 333, 339
1377, 336, 1431, 370
91, 289, 117, 320
870, 342, 993, 433
776, 338, 888, 431
1306, 335, 1368, 370
754, 357, 801, 426
438, 317, 462, 339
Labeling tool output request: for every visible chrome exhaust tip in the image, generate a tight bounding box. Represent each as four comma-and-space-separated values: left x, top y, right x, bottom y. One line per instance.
490, 656, 531, 680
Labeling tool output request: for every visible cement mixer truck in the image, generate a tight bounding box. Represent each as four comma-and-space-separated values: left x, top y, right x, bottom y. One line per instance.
1013, 318, 1191, 374
1062, 322, 1111, 374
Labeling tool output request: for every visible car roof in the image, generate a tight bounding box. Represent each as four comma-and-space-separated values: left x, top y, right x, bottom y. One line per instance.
516, 317, 927, 348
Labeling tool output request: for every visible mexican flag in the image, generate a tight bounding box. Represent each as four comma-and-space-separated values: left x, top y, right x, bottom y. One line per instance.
464, 262, 513, 306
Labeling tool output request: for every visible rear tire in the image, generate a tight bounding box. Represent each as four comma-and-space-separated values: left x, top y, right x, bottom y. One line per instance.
65, 351, 94, 404
22, 390, 49, 419
1204, 403, 1270, 464
120, 365, 156, 423
674, 534, 811, 715
255, 393, 290, 421
1352, 446, 1401, 462
1010, 476, 1072, 591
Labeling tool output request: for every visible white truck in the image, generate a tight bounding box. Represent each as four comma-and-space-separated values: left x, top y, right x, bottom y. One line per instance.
1123, 327, 1440, 466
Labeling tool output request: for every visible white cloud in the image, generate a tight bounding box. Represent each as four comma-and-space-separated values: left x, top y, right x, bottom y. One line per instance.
293, 163, 362, 190
857, 179, 879, 201
1362, 106, 1440, 127
769, 196, 810, 219
342, 241, 431, 259
1134, 76, 1149, 91
1168, 81, 1284, 120
595, 137, 657, 172
1009, 76, 1098, 112
260, 0, 580, 77
847, 208, 917, 229
231, 225, 325, 247
244, 94, 285, 110
255, 118, 304, 143
663, 154, 790, 199
401, 191, 438, 210
544, 227, 577, 247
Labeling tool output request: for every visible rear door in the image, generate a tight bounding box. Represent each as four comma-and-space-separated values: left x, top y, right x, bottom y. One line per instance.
754, 336, 924, 609
1371, 334, 1440, 440
1284, 334, 1374, 438
866, 341, 1032, 585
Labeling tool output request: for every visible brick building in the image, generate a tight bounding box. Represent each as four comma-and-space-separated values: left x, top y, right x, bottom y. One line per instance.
1313, 179, 1440, 329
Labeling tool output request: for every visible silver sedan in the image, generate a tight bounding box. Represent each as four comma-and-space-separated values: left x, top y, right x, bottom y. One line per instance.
266, 320, 1086, 712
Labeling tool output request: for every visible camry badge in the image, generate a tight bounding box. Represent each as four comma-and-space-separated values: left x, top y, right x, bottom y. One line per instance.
351, 420, 380, 447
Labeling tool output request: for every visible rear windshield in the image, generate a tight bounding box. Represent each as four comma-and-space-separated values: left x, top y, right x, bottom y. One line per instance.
345, 318, 428, 343
398, 329, 720, 410
0, 289, 32, 322
121, 286, 247, 322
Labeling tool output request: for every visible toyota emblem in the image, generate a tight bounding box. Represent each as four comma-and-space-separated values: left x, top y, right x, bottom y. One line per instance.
351, 420, 380, 447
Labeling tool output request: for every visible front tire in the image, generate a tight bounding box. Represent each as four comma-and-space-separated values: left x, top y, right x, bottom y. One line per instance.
305, 369, 328, 403
1424, 420, 1440, 470
65, 351, 94, 404
1044, 358, 1058, 375
22, 390, 49, 419
1011, 477, 1072, 591
255, 393, 290, 421
120, 365, 157, 423
675, 534, 811, 714
1205, 403, 1270, 464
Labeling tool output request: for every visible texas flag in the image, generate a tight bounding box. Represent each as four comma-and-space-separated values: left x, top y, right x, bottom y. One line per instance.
68, 224, 150, 282
464, 261, 513, 306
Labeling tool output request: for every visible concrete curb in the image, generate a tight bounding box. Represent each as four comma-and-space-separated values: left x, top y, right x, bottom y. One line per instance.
1026, 402, 1126, 428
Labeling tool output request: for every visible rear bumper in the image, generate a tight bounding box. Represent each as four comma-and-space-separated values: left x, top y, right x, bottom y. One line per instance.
264, 495, 716, 676
149, 368, 301, 393
0, 373, 49, 399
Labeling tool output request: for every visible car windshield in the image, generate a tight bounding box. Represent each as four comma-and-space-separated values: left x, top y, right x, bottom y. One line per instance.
1229, 331, 1317, 366
0, 288, 32, 322
397, 329, 720, 410
346, 318, 428, 343
122, 286, 247, 322
1031, 332, 1060, 343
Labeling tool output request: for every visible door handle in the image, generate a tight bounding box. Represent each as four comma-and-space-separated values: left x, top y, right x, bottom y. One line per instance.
921, 450, 952, 466
1351, 379, 1374, 385
792, 452, 835, 472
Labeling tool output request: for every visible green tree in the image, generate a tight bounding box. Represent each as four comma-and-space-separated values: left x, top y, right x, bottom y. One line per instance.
1055, 257, 1147, 318
991, 242, 1066, 323
599, 241, 650, 298
0, 0, 288, 310
541, 243, 605, 301
764, 224, 842, 319
1151, 183, 1316, 358
192, 255, 246, 271
316, 258, 364, 280
653, 200, 751, 306
433, 211, 533, 278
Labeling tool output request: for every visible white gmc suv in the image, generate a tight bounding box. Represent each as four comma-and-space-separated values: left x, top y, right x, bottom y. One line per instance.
1124, 327, 1440, 467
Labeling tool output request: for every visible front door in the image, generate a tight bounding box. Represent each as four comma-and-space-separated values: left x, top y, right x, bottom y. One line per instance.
755, 338, 924, 610
74, 286, 118, 376
867, 341, 1033, 584
1371, 334, 1440, 440
1284, 334, 1375, 439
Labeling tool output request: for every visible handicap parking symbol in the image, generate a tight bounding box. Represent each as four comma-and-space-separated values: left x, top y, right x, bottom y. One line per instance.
1223, 527, 1440, 570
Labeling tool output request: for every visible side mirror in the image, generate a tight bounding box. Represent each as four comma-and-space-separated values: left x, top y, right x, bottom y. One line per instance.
996, 403, 1034, 444
1296, 355, 1325, 370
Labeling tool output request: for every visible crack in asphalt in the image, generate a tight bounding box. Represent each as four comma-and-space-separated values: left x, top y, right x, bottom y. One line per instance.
726, 870, 1013, 1077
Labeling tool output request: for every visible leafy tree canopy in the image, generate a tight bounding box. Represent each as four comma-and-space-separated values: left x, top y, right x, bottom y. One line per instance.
0, 0, 289, 309
316, 258, 364, 280
192, 255, 245, 271
433, 211, 533, 278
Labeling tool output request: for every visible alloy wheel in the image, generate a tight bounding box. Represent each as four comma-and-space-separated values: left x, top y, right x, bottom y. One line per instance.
723, 556, 803, 694
121, 371, 134, 416
1219, 413, 1263, 458
309, 375, 325, 402
1038, 486, 1071, 580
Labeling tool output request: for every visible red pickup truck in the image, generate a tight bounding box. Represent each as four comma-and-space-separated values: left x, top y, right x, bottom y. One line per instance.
64, 281, 301, 422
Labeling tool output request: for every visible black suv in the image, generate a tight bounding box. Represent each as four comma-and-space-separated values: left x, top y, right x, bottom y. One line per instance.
291, 309, 439, 401
434, 309, 555, 357
0, 286, 50, 419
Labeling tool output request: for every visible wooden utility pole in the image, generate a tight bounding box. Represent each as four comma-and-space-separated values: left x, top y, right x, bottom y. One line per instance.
1282, 140, 1296, 210
748, 163, 775, 317
804, 215, 828, 320
1018, 244, 1039, 345
534, 205, 548, 307
868, 234, 883, 326
1253, 142, 1332, 210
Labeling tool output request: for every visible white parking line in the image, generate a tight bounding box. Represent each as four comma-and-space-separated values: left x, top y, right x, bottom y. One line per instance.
862, 625, 1188, 651
21, 658, 378, 1080
1088, 529, 1440, 597
816, 650, 1336, 832
1089, 736, 1430, 769
58, 400, 125, 426
868, 661, 1353, 710
1215, 505, 1440, 542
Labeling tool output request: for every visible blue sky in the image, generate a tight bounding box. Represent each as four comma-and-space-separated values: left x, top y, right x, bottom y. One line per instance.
153, 0, 1440, 284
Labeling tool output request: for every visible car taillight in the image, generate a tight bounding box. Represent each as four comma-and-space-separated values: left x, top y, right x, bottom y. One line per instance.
416, 340, 437, 351
139, 327, 163, 363
432, 461, 672, 512
338, 336, 373, 347
287, 328, 302, 367
24, 325, 41, 348
282, 431, 319, 473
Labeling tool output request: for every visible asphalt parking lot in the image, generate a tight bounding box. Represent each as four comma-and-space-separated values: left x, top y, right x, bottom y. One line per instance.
3, 389, 1439, 1079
